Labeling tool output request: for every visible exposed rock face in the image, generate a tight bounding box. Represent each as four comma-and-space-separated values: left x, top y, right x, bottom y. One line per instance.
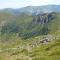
26, 12, 56, 38
32, 12, 56, 24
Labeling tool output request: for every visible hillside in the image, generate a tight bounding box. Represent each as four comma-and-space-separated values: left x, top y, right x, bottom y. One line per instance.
0, 12, 58, 39
0, 6, 60, 60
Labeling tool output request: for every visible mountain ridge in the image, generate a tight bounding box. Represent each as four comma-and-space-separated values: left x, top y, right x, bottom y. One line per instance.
0, 5, 60, 15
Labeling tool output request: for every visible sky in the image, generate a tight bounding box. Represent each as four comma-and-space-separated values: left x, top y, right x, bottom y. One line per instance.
0, 0, 60, 9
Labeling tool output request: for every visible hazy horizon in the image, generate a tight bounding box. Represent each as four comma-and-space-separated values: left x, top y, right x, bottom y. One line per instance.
0, 0, 60, 9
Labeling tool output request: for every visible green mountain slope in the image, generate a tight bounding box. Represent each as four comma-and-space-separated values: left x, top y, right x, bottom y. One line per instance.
0, 12, 56, 39
0, 12, 60, 60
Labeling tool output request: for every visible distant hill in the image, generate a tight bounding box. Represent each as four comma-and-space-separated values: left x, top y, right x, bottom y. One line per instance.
0, 5, 60, 15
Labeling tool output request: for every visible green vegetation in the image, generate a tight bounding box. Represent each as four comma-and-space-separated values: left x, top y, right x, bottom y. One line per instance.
0, 11, 60, 60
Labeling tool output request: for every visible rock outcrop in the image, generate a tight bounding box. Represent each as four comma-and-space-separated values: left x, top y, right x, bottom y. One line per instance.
32, 12, 56, 24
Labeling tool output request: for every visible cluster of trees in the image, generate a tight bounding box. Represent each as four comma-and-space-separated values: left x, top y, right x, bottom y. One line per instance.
0, 22, 49, 39
1, 21, 20, 34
